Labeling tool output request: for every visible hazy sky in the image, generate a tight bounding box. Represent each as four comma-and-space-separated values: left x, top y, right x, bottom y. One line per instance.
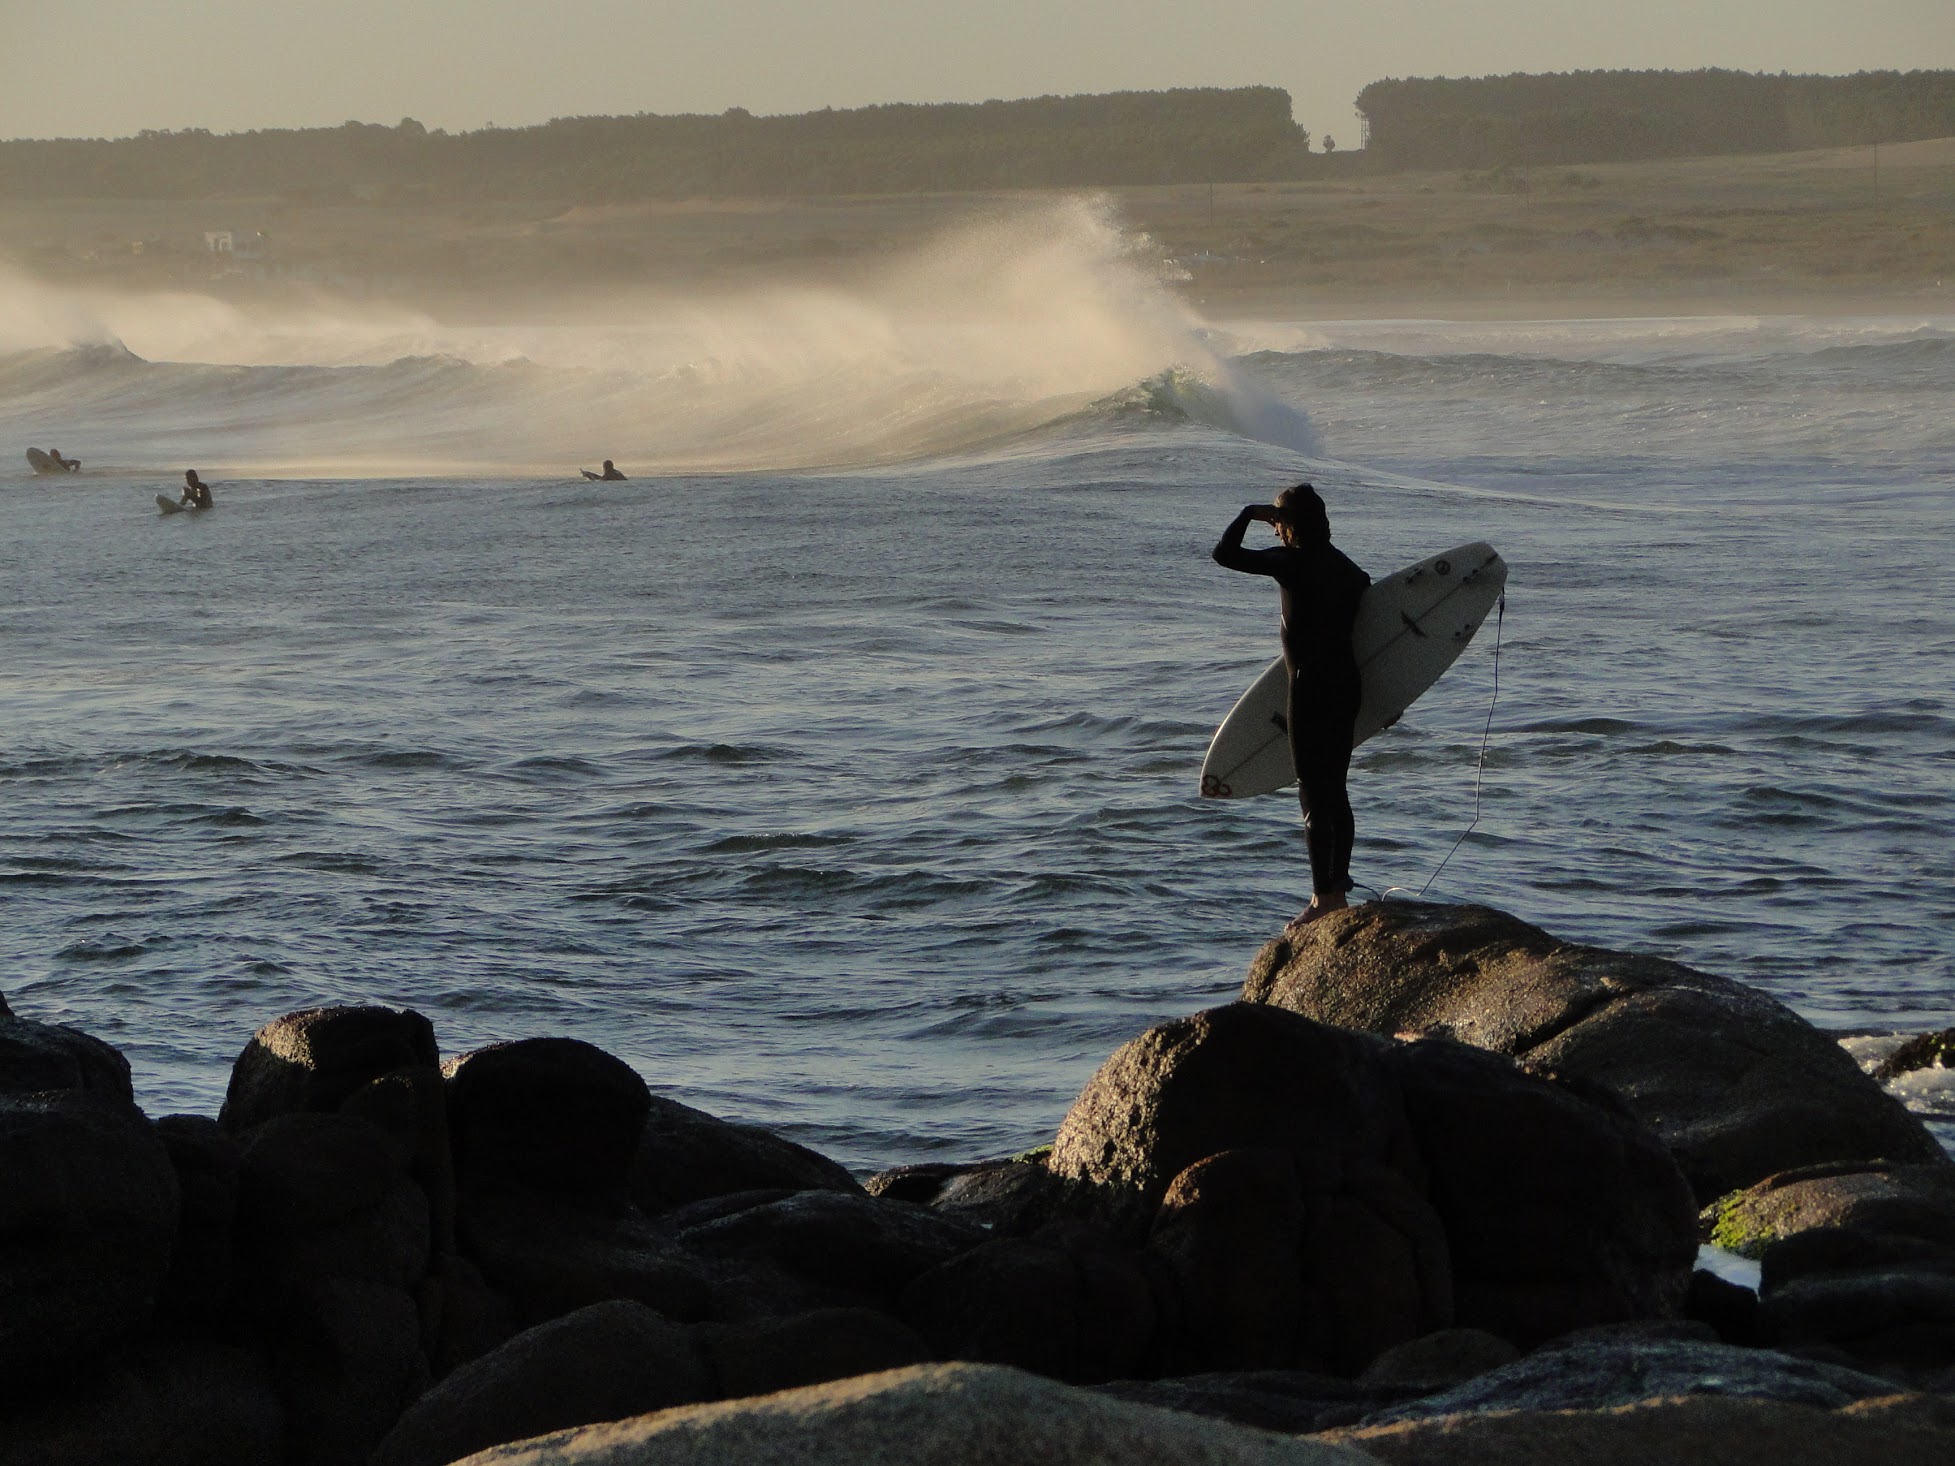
4, 0, 1952, 148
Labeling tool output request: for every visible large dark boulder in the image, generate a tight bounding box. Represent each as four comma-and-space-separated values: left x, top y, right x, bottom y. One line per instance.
630, 1094, 864, 1214
445, 1037, 649, 1199
0, 1338, 283, 1466
220, 1005, 454, 1256
675, 1190, 988, 1318
220, 1004, 439, 1129
0, 1090, 180, 1379
152, 1113, 242, 1331
1047, 1004, 1421, 1239
898, 1226, 1156, 1384
1145, 1145, 1449, 1375
263, 1276, 429, 1466
1045, 1004, 1697, 1370
1243, 901, 1945, 1202
1384, 1038, 1698, 1346
1762, 1268, 1955, 1385
369, 1299, 713, 1466
232, 1111, 431, 1294
0, 1010, 133, 1099
458, 1189, 715, 1327
697, 1306, 935, 1399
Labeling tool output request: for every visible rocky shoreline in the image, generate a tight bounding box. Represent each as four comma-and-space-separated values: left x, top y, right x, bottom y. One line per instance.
5, 899, 1953, 1464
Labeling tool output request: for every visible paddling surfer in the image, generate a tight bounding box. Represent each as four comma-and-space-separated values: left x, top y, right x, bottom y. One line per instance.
1213, 482, 1370, 926
582, 460, 627, 481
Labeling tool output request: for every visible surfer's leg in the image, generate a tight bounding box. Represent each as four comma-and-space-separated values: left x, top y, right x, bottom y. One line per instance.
1286, 683, 1359, 927
1287, 685, 1348, 907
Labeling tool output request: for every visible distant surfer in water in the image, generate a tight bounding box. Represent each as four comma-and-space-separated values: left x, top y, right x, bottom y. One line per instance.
50, 448, 80, 472
582, 460, 627, 481
179, 469, 213, 509
1213, 483, 1370, 926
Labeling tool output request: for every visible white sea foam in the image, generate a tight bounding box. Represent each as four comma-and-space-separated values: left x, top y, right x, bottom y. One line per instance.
1, 199, 1317, 475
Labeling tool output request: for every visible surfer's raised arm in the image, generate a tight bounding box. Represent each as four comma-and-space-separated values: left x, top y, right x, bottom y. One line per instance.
1212, 503, 1279, 572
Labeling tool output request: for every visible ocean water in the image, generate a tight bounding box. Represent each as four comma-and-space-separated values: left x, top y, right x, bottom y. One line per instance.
4, 203, 1953, 1168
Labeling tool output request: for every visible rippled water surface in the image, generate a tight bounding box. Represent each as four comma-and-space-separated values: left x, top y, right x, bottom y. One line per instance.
4, 308, 1953, 1167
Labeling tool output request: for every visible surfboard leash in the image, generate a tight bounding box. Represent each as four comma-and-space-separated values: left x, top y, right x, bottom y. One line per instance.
1379, 590, 1506, 902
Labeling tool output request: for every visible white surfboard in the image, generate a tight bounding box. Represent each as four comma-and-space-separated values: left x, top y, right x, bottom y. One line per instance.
1199, 541, 1506, 798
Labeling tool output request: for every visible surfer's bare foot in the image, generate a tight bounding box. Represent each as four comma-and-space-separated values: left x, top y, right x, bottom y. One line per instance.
1285, 893, 1348, 932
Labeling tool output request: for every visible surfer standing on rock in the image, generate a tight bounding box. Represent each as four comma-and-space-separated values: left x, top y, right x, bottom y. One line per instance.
1213, 483, 1370, 927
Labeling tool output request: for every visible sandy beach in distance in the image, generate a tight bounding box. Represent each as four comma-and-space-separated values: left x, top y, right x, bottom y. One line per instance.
2, 136, 1949, 327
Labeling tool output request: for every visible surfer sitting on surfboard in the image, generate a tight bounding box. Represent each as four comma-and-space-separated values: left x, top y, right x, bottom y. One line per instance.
582, 460, 627, 481
179, 469, 213, 509
1213, 483, 1370, 926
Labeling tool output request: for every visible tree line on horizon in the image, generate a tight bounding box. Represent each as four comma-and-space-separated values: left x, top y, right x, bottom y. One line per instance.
0, 88, 1316, 202
2, 71, 1950, 204
1357, 69, 1955, 168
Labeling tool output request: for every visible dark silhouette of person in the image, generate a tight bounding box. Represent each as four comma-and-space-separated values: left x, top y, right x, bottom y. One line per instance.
1213, 482, 1370, 926
180, 469, 213, 509
582, 460, 627, 481
51, 448, 79, 471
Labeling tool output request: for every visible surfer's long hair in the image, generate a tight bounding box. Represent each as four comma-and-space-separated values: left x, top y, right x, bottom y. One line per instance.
1273, 482, 1330, 547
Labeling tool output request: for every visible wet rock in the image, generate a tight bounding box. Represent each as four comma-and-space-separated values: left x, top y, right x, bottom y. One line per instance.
446, 1037, 649, 1199
464, 1360, 1376, 1465
1872, 1027, 1955, 1083
697, 1306, 933, 1399
1708, 1162, 1955, 1259
866, 1151, 1068, 1235
630, 1094, 863, 1214
1244, 900, 1944, 1202
1331, 1392, 1955, 1466
0, 1009, 134, 1099
1354, 1334, 1911, 1422
0, 1089, 179, 1379
864, 1160, 974, 1203
929, 1157, 1073, 1235
370, 1299, 713, 1466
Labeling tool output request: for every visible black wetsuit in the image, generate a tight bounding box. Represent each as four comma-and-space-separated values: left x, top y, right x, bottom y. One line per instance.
1213, 508, 1370, 895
